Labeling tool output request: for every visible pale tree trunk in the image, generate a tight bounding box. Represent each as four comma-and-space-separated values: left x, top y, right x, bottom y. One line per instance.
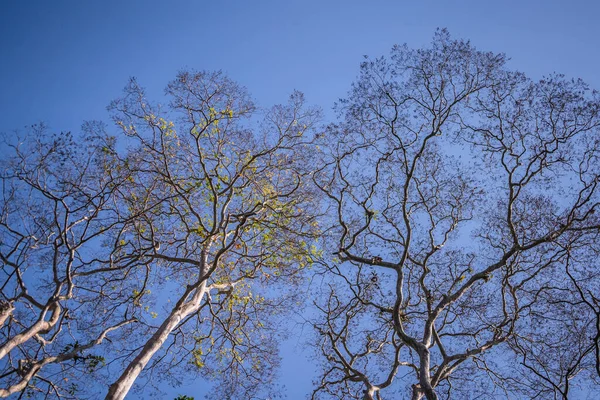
0, 302, 60, 360
0, 319, 134, 398
363, 386, 378, 400
418, 348, 437, 400
411, 385, 424, 400
105, 282, 207, 400
0, 301, 14, 327
408, 347, 438, 400
0, 362, 43, 397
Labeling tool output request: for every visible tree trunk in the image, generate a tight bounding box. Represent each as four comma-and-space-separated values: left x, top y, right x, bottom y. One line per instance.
105, 282, 207, 400
418, 347, 438, 400
0, 302, 60, 360
0, 301, 14, 327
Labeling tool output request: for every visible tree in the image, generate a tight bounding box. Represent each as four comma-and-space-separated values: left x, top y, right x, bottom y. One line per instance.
311, 30, 600, 399
0, 72, 322, 399
101, 71, 322, 399
3, 32, 600, 400
0, 125, 138, 398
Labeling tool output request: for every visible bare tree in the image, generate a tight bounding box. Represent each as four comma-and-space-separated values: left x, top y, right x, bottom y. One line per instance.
311, 30, 600, 399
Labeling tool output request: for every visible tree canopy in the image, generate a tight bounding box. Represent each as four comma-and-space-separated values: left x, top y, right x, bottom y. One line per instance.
311, 30, 600, 399
1, 31, 600, 399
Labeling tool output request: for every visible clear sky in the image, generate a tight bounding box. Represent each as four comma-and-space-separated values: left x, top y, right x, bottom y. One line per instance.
1, 1, 599, 398
2, 0, 600, 135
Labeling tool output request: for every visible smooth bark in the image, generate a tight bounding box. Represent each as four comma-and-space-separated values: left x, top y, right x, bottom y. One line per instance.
105, 281, 207, 400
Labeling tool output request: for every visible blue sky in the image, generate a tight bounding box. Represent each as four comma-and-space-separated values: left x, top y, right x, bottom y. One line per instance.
2, 1, 600, 135
2, 1, 600, 398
